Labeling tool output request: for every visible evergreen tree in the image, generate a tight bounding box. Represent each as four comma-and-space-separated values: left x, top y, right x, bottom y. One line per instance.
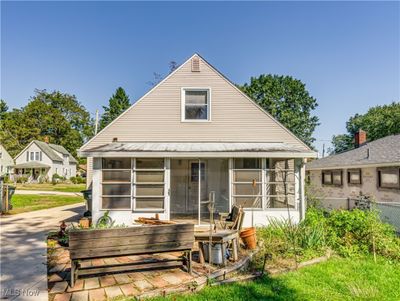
100, 87, 131, 130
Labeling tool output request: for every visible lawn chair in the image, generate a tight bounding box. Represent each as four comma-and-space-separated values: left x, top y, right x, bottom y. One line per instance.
215, 205, 244, 231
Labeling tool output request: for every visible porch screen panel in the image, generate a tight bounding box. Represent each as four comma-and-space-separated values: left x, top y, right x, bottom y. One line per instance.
266, 159, 295, 209
134, 158, 165, 211
232, 158, 262, 209
101, 158, 132, 210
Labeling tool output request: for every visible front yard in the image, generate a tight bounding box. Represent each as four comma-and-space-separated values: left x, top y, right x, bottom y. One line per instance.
9, 194, 84, 214
146, 256, 400, 301
15, 183, 86, 192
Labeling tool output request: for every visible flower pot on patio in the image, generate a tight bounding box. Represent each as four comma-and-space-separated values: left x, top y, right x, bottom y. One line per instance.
240, 227, 257, 250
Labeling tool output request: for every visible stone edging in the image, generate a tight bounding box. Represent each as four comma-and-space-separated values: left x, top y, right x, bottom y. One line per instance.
133, 249, 259, 300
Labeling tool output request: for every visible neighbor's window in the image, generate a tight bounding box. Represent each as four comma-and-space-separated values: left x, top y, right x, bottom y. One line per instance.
30, 152, 34, 161
332, 170, 342, 185
232, 158, 262, 209
35, 152, 40, 161
102, 158, 131, 210
266, 159, 296, 209
378, 167, 400, 189
134, 158, 165, 211
182, 89, 210, 121
322, 171, 332, 185
322, 170, 342, 186
348, 169, 362, 185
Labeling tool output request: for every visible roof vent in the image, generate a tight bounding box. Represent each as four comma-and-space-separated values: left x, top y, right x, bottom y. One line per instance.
191, 57, 200, 72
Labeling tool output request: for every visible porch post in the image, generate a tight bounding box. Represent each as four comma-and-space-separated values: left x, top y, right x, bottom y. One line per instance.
165, 158, 170, 221
228, 158, 233, 212
296, 158, 306, 221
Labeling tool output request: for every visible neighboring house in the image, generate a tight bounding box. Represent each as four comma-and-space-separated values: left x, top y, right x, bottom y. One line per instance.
14, 139, 78, 182
0, 145, 14, 176
306, 131, 400, 207
79, 54, 317, 227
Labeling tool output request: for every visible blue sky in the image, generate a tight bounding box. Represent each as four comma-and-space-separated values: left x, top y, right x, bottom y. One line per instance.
1, 1, 399, 154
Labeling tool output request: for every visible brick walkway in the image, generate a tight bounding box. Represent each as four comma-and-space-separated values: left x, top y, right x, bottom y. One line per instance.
47, 244, 219, 301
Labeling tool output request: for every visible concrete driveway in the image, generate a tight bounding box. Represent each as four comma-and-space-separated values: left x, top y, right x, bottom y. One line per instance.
0, 203, 85, 301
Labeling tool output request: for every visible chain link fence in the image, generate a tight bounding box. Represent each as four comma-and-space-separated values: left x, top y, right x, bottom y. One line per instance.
317, 196, 400, 234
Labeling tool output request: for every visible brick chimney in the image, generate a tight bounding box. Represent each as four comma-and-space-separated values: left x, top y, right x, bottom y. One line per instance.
354, 129, 367, 148
44, 136, 50, 144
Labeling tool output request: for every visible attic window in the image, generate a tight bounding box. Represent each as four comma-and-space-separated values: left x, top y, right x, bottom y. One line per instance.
191, 57, 200, 72
182, 88, 211, 121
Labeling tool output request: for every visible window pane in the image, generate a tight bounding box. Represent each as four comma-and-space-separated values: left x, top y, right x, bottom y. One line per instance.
332, 171, 342, 185
323, 173, 332, 184
185, 105, 208, 120
233, 197, 262, 208
102, 197, 131, 209
136, 158, 164, 169
136, 198, 164, 209
102, 158, 131, 169
30, 152, 34, 160
234, 170, 261, 182
268, 196, 295, 209
185, 90, 207, 105
233, 183, 261, 195
267, 183, 295, 195
35, 152, 39, 160
103, 170, 131, 182
136, 171, 164, 182
136, 185, 164, 196
102, 184, 131, 195
381, 173, 399, 185
234, 158, 261, 169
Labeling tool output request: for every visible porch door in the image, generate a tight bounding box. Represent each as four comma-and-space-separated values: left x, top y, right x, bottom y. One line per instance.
189, 160, 207, 224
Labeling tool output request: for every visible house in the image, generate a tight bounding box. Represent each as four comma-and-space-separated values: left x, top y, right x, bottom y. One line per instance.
306, 130, 400, 208
78, 54, 317, 227
0, 145, 14, 176
14, 139, 78, 182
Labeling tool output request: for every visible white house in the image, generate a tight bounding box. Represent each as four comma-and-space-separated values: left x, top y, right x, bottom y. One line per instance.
79, 54, 317, 227
0, 145, 14, 176
14, 139, 78, 182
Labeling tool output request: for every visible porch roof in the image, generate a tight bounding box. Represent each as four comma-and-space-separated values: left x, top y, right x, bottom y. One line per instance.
14, 162, 51, 169
79, 142, 317, 158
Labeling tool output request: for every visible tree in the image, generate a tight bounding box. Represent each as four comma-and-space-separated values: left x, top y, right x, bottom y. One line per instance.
240, 75, 319, 147
99, 87, 131, 130
0, 90, 93, 158
330, 134, 354, 154
0, 99, 8, 121
330, 102, 400, 154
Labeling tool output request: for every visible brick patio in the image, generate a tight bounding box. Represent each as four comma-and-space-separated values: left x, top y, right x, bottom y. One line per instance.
47, 242, 230, 301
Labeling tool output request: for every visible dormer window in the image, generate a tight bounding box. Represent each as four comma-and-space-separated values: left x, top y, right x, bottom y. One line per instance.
181, 88, 211, 121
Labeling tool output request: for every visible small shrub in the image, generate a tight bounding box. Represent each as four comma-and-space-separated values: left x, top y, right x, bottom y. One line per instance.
16, 176, 28, 183
70, 176, 77, 184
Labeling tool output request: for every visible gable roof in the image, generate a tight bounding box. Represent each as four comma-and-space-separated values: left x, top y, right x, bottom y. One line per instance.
306, 134, 400, 170
15, 140, 78, 164
79, 53, 315, 156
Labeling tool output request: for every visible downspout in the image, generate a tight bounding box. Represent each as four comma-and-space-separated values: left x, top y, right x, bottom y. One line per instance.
299, 158, 307, 221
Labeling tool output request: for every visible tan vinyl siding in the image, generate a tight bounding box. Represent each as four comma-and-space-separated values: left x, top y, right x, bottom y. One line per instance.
81, 55, 309, 151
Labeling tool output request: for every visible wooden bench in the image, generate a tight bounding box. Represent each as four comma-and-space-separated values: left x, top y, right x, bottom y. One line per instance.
69, 223, 194, 287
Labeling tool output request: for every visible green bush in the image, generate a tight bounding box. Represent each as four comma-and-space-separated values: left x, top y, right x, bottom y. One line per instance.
51, 173, 66, 184
70, 176, 85, 184
16, 176, 28, 183
257, 207, 400, 264
324, 209, 400, 260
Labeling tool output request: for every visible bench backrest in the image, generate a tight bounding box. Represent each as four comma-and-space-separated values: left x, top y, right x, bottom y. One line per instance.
69, 223, 194, 260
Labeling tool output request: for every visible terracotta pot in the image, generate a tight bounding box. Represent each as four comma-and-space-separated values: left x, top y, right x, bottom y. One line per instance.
79, 217, 90, 229
240, 227, 257, 250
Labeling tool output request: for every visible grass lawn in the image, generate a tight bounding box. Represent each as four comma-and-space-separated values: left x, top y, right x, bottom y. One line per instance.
8, 194, 84, 214
15, 183, 86, 193
144, 256, 400, 301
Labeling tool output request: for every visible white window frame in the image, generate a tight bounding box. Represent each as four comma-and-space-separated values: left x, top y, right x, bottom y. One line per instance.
101, 158, 132, 211
133, 158, 166, 212
181, 87, 211, 122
